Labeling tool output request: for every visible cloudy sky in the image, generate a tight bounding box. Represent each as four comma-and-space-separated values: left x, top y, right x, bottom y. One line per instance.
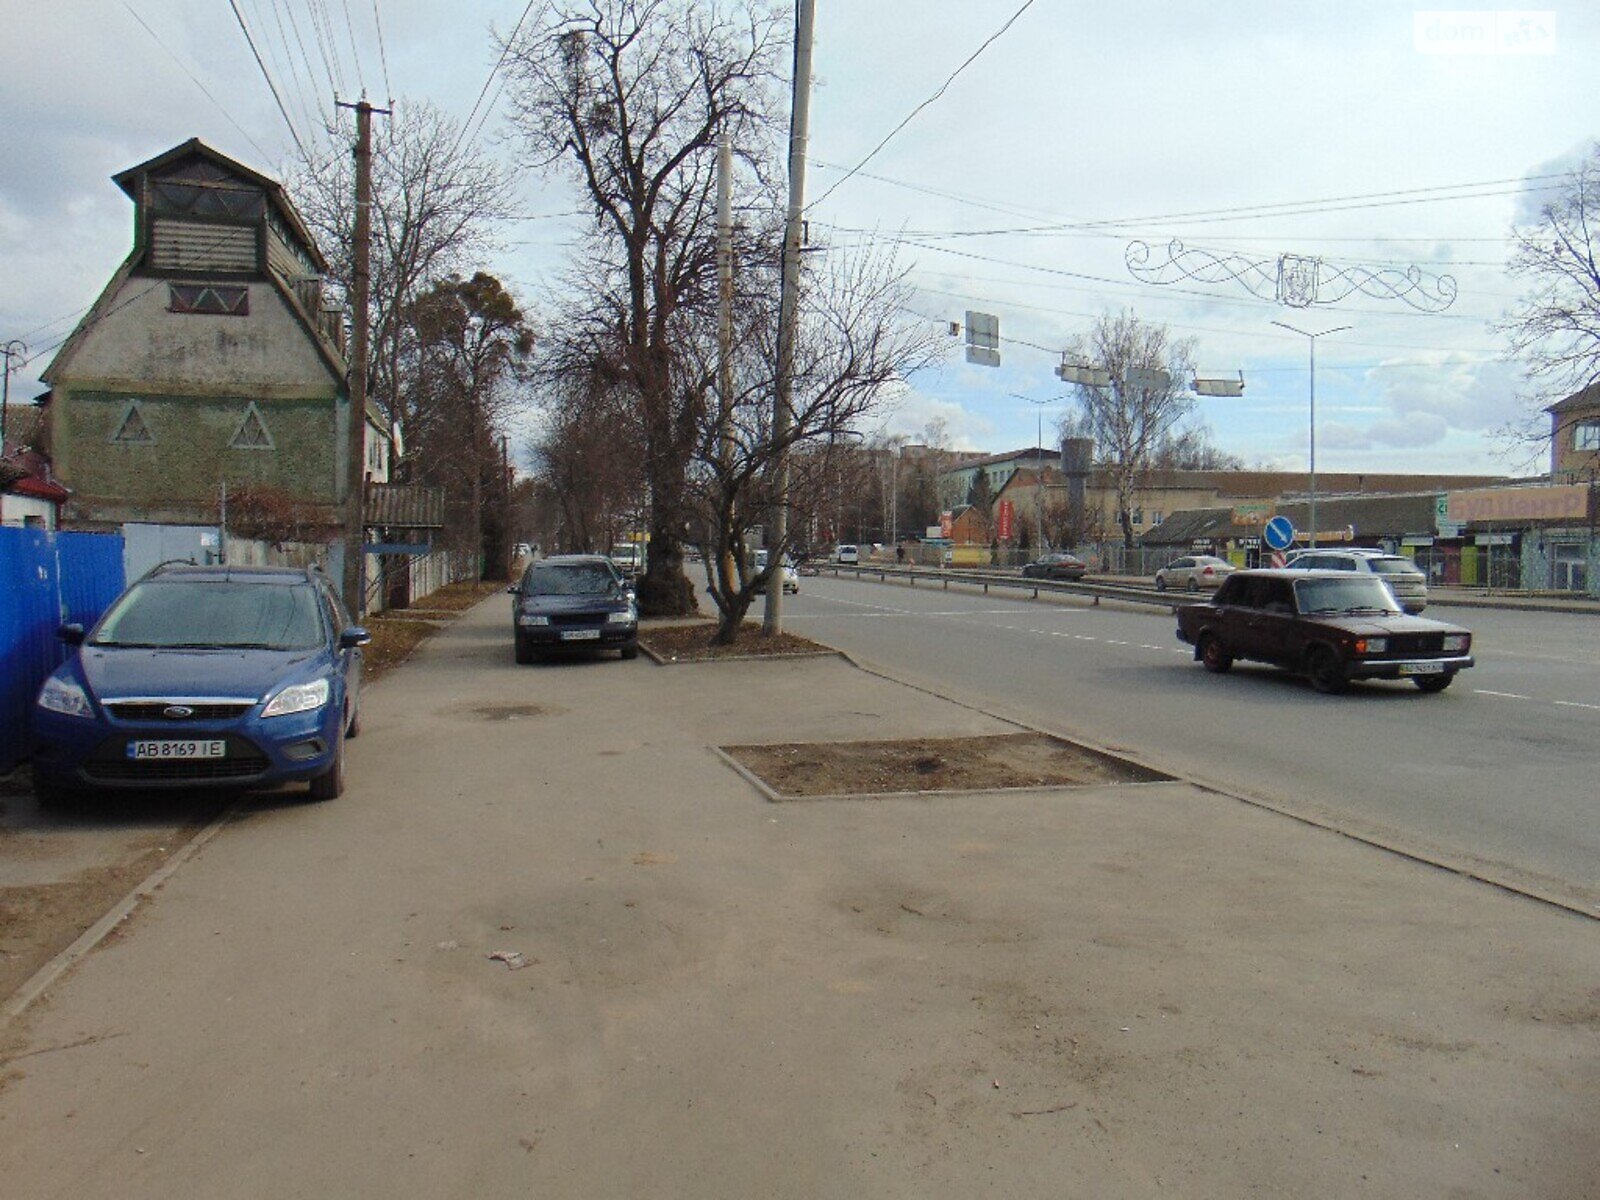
3, 2, 1594, 475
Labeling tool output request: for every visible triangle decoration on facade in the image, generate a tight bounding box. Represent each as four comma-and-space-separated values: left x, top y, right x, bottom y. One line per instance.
230, 401, 274, 449
110, 400, 155, 444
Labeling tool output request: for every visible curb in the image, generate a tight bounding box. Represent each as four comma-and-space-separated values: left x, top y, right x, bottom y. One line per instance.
822, 647, 1600, 924
3, 804, 239, 1025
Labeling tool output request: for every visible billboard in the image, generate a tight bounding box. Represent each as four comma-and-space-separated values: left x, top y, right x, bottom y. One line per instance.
997, 499, 1015, 541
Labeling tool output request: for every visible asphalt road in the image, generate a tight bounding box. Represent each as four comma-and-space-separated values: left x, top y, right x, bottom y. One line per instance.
782, 575, 1600, 908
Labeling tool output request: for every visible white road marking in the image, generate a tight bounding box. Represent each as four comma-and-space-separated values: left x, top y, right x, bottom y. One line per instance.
1552, 700, 1600, 712
1473, 689, 1532, 700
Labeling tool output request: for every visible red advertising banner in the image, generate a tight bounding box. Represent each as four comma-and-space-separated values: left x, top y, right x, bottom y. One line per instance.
997, 499, 1014, 541
939, 510, 954, 539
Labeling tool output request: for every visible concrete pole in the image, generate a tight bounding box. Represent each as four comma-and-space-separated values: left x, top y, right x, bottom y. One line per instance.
0, 340, 25, 450
716, 128, 737, 589
338, 98, 388, 616
763, 0, 816, 636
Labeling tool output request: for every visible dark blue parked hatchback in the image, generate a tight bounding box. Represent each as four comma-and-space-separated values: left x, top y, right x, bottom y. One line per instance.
31, 565, 368, 803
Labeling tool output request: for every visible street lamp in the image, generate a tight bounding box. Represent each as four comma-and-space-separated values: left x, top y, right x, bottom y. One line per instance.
1010, 393, 1066, 549
1270, 321, 1350, 549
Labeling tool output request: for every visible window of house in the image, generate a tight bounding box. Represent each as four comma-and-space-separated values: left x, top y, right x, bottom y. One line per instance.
1575, 420, 1600, 451
110, 400, 155, 445
230, 402, 274, 450
366, 436, 384, 472
169, 283, 249, 316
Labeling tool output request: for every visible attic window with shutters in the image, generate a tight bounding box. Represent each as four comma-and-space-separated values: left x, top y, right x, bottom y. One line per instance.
229, 402, 274, 451
169, 283, 249, 316
110, 400, 155, 445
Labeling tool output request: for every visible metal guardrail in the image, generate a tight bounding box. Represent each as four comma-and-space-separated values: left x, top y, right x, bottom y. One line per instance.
815, 562, 1191, 609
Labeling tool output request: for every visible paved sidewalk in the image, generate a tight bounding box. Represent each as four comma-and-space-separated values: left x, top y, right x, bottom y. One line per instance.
1, 596, 1596, 1199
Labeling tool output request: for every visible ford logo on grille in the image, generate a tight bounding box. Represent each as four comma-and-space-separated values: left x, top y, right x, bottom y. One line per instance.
163, 705, 195, 720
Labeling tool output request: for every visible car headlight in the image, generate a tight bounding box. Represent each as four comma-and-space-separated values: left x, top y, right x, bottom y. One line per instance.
518, 614, 550, 626
37, 676, 94, 718
1355, 637, 1388, 654
607, 607, 636, 624
262, 678, 330, 718
1442, 634, 1470, 653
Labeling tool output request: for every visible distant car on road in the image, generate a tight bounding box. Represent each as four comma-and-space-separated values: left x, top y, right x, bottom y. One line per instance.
1175, 568, 1473, 694
608, 543, 644, 579
511, 555, 638, 664
835, 544, 859, 564
1281, 548, 1428, 613
753, 549, 800, 594
31, 565, 368, 804
513, 542, 533, 560
1020, 552, 1088, 581
1155, 554, 1235, 593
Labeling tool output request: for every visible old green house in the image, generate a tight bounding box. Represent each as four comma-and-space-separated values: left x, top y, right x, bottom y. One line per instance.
41, 138, 389, 532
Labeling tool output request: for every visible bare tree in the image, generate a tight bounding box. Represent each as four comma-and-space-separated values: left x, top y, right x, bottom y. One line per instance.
1503, 144, 1600, 396
527, 363, 646, 555
501, 0, 785, 617
1500, 143, 1600, 459
1062, 311, 1198, 547
292, 102, 515, 461
1151, 422, 1243, 471
687, 244, 944, 644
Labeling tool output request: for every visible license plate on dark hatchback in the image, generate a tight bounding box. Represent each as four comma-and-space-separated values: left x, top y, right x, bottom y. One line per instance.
1398, 662, 1444, 676
560, 629, 601, 641
128, 740, 227, 760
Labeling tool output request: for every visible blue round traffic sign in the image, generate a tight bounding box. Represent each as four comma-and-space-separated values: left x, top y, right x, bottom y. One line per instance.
1263, 515, 1295, 551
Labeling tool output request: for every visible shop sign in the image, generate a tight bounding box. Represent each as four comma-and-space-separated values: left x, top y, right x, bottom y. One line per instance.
1448, 484, 1588, 523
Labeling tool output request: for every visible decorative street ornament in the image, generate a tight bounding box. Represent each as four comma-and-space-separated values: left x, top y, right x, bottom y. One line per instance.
1124, 239, 1459, 312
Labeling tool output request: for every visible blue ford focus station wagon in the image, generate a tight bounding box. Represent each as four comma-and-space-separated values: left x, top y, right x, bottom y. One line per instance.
31, 565, 368, 803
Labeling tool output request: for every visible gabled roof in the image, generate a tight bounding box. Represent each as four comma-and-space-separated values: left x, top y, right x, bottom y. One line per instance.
1546, 381, 1600, 415
42, 138, 350, 390
114, 137, 328, 273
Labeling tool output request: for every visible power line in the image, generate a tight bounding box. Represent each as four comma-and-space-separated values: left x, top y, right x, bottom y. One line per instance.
892, 237, 1500, 322
227, 0, 313, 161
812, 159, 1571, 239
454, 0, 538, 159
339, 0, 368, 93
905, 280, 1509, 361
121, 2, 276, 164
370, 0, 394, 103
263, 0, 331, 133
306, 0, 348, 96
242, 0, 322, 146
807, 0, 1042, 213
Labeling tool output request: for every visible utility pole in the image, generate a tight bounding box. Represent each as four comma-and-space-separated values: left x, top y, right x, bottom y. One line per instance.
716, 128, 738, 587
1270, 320, 1349, 550
0, 340, 26, 450
337, 97, 390, 616
764, 0, 816, 635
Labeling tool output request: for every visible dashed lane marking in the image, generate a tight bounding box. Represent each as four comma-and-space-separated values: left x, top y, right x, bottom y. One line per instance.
1553, 700, 1600, 711
1473, 689, 1532, 700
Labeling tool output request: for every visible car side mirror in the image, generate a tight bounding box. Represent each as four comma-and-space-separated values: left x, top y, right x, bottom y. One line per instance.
340, 628, 371, 649
57, 623, 85, 645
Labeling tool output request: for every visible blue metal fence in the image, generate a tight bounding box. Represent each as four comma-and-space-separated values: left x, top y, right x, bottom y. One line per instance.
0, 528, 125, 773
